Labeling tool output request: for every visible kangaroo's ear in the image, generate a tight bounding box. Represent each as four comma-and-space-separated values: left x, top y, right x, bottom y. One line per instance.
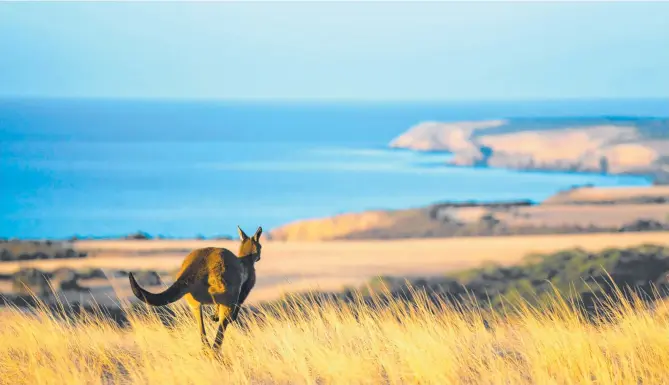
253, 226, 263, 241
237, 225, 249, 241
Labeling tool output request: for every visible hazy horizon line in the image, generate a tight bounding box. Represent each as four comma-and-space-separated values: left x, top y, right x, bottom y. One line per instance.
1, 96, 668, 105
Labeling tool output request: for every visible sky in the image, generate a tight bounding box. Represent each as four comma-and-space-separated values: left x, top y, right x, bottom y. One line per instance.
1, 1, 668, 101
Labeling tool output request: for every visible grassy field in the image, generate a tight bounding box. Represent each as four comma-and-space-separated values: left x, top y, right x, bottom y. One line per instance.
3, 286, 669, 385
2, 232, 669, 305
4, 236, 669, 384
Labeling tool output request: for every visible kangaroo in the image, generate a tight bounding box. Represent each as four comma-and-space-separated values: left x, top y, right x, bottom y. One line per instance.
128, 225, 263, 352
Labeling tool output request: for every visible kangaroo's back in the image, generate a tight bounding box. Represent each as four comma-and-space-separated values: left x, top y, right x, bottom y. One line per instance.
176, 247, 228, 280
177, 246, 244, 302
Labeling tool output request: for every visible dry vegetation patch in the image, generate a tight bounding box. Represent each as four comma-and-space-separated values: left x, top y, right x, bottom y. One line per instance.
3, 287, 669, 385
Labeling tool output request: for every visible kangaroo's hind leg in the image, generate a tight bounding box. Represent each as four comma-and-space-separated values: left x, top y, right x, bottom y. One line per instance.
209, 283, 240, 353
185, 293, 209, 349
211, 303, 234, 351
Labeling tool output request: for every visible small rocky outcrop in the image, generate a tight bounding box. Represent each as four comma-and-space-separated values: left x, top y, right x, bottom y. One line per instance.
50, 267, 86, 291
0, 240, 87, 262
125, 231, 152, 240
10, 267, 92, 297
618, 219, 667, 232
77, 268, 107, 280
0, 249, 12, 261
12, 268, 51, 297
131, 271, 163, 286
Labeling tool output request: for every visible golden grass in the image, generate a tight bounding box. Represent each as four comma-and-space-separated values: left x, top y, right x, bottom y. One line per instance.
3, 284, 669, 385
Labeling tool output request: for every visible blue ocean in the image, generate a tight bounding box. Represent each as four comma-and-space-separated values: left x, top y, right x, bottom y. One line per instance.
2, 98, 666, 239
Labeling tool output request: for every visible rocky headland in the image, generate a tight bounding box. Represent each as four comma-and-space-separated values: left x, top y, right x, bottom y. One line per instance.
389, 117, 669, 180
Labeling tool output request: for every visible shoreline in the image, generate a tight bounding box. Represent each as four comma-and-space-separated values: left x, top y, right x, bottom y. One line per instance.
4, 114, 666, 240
391, 144, 658, 180
1, 163, 653, 241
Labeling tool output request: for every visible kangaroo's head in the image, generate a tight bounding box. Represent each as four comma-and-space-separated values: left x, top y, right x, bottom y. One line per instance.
237, 225, 263, 262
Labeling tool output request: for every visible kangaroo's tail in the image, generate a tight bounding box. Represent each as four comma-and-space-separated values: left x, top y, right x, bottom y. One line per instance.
129, 273, 188, 307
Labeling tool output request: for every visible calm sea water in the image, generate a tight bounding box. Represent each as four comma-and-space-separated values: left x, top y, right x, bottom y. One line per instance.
2, 98, 666, 239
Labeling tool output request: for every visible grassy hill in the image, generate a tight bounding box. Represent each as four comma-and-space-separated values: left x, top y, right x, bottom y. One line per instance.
269, 186, 669, 241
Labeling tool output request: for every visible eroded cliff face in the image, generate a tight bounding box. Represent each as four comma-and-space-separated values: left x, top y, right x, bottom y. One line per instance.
389, 118, 669, 177
389, 120, 505, 153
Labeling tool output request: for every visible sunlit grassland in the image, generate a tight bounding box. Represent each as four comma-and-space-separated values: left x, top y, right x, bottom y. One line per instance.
2, 284, 669, 385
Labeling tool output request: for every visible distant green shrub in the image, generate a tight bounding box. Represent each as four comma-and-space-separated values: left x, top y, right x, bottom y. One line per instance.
292, 244, 669, 316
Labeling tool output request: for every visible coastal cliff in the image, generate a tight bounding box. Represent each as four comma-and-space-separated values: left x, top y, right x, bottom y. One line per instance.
389, 117, 669, 179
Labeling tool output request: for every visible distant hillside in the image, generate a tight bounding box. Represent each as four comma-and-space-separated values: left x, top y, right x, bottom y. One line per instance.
389, 117, 669, 181
269, 186, 669, 241
544, 185, 669, 205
